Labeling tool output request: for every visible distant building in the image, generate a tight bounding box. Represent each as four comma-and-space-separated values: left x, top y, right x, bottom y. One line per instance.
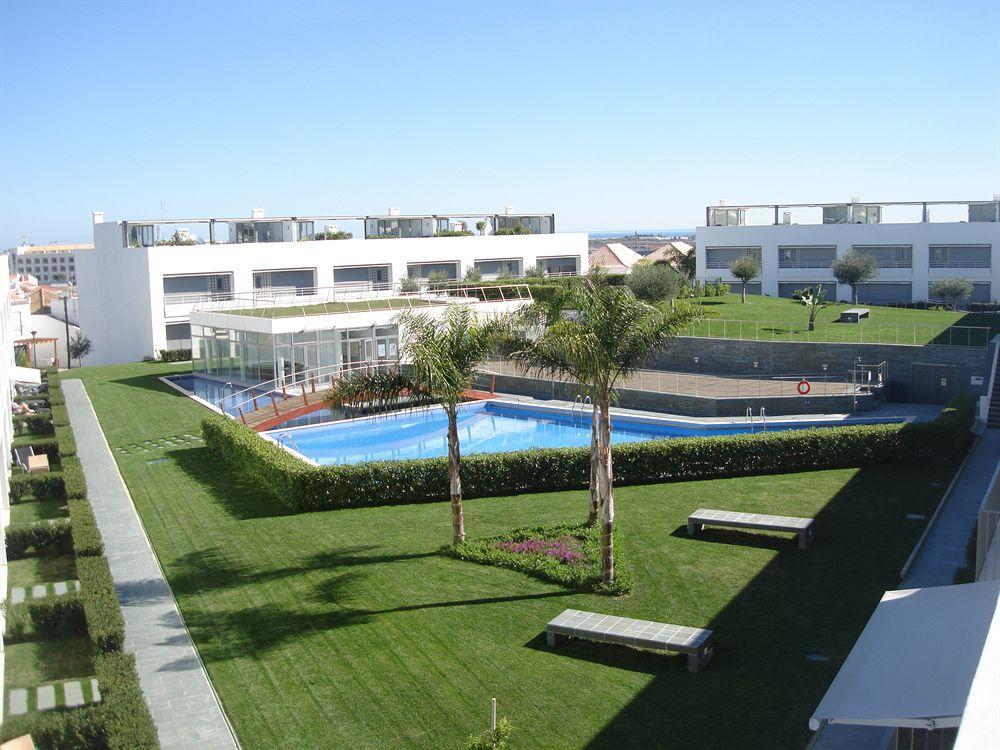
589, 243, 643, 274
7, 243, 90, 286
696, 197, 1000, 304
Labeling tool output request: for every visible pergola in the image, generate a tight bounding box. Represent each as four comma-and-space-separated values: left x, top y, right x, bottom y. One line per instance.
16, 336, 60, 369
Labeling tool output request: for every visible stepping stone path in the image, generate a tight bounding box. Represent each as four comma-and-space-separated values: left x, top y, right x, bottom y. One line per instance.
114, 433, 203, 457
10, 580, 80, 603
6, 679, 102, 716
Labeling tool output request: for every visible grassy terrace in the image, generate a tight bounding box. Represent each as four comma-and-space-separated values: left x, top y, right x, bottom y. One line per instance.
223, 298, 445, 318
680, 293, 1000, 346
66, 362, 963, 749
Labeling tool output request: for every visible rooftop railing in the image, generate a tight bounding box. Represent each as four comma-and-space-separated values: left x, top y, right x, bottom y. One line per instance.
191, 282, 534, 319
705, 199, 1000, 228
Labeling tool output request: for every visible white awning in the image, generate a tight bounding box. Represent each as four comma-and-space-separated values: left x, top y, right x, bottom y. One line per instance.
12, 366, 42, 385
810, 581, 1000, 731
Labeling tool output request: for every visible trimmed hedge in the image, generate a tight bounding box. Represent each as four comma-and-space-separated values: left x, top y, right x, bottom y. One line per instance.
159, 348, 192, 362
10, 470, 64, 501
17, 437, 61, 461
55, 423, 78, 456
203, 398, 976, 513
0, 705, 106, 749
76, 555, 126, 653
68, 499, 105, 557
27, 594, 87, 637
95, 652, 159, 750
13, 412, 54, 435
62, 454, 87, 499
51, 402, 70, 426
5, 518, 73, 559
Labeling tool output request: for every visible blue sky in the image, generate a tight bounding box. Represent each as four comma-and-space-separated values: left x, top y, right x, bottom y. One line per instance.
1, 0, 998, 246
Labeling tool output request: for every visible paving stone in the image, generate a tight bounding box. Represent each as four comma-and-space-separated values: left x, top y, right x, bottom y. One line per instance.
10, 587, 25, 604
31, 584, 48, 599
91, 678, 101, 703
8, 688, 27, 716
64, 381, 238, 750
63, 681, 85, 708
37, 684, 56, 711
53, 581, 69, 595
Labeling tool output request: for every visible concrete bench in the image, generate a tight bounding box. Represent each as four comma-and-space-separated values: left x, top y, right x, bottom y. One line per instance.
688, 508, 815, 549
546, 608, 714, 673
839, 307, 870, 323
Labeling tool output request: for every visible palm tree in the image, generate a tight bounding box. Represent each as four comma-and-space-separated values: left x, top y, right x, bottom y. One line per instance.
326, 305, 503, 543
507, 281, 701, 583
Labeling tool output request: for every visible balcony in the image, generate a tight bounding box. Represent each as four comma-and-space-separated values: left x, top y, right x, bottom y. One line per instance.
929, 245, 992, 269
705, 199, 1000, 227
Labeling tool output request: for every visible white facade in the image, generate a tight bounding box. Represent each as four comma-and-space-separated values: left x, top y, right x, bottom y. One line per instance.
696, 200, 1000, 305
79, 215, 588, 365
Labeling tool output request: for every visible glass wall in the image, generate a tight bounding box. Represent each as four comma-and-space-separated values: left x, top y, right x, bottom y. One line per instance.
192, 323, 399, 386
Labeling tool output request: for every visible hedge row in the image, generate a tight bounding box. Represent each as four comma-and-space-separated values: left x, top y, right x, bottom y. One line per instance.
158, 348, 192, 362
62, 454, 87, 499
54, 423, 77, 456
27, 595, 88, 638
203, 397, 976, 513
76, 555, 126, 653
13, 413, 54, 435
68, 499, 104, 557
10, 471, 64, 501
5, 518, 73, 559
51, 402, 69, 427
17, 437, 61, 461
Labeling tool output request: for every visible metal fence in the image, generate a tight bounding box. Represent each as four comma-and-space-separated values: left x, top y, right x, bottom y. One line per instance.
685, 319, 992, 348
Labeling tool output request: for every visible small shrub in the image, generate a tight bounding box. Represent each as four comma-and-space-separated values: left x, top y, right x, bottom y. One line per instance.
447, 522, 632, 595
467, 717, 513, 750
28, 594, 87, 637
69, 499, 105, 557
5, 519, 73, 559
61, 455, 87, 499
0, 705, 106, 749
94, 652, 159, 750
14, 413, 54, 435
3, 603, 32, 641
77, 556, 125, 653
159, 348, 192, 362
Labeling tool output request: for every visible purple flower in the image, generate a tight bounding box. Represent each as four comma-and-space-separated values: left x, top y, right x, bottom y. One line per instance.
496, 535, 584, 564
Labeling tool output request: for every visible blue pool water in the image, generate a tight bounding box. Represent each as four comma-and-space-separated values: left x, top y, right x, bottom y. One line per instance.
167, 374, 281, 416
267, 400, 903, 466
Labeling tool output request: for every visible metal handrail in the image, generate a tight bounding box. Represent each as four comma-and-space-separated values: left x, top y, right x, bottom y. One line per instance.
192, 282, 533, 318
685, 319, 992, 348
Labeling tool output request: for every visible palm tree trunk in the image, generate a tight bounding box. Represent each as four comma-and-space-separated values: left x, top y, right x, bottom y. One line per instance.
588, 403, 599, 525
597, 392, 615, 584
446, 403, 465, 543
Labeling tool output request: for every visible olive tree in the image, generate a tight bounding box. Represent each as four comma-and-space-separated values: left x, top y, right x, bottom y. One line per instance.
831, 250, 879, 304
626, 261, 687, 308
728, 255, 761, 303
929, 277, 974, 310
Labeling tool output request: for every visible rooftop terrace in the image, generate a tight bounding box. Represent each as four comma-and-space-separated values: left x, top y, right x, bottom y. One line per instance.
705, 198, 1000, 227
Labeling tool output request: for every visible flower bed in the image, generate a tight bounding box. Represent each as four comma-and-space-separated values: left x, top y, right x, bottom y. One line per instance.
445, 523, 632, 596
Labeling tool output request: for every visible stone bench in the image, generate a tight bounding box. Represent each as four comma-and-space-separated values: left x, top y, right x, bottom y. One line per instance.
546, 608, 714, 673
839, 307, 870, 323
688, 508, 815, 549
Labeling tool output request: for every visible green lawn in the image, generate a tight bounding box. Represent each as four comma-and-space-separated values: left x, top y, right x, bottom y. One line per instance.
65, 362, 963, 749
9, 498, 68, 525
678, 293, 1000, 346
7, 549, 76, 590
4, 638, 95, 691
226, 298, 444, 318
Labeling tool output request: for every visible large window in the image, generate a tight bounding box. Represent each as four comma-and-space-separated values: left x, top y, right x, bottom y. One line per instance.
495, 215, 554, 234
929, 245, 991, 269
406, 262, 459, 280
366, 217, 432, 238
253, 268, 317, 295
162, 273, 233, 300
127, 224, 155, 247
232, 221, 284, 243
165, 323, 191, 350
852, 245, 912, 269
473, 258, 522, 277
778, 282, 829, 299
856, 283, 912, 305
928, 282, 991, 306
778, 246, 836, 269
540, 256, 579, 276
333, 265, 392, 290
704, 247, 761, 270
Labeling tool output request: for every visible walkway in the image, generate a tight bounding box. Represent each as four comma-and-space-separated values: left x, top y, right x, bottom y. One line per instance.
63, 379, 239, 750
903, 427, 1000, 588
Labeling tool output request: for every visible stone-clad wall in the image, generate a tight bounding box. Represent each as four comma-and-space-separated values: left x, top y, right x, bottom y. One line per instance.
649, 338, 989, 402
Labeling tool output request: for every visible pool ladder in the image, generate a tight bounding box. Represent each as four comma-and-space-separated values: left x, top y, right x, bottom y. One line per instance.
277, 432, 303, 453
746, 407, 767, 433
572, 394, 592, 424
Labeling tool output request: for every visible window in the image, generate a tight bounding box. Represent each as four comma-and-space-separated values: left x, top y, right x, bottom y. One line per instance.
296, 221, 314, 241
779, 246, 836, 268
704, 247, 762, 269
406, 262, 459, 280
252, 268, 316, 294
707, 208, 745, 227
495, 215, 553, 234
852, 245, 912, 269
541, 256, 579, 275
127, 224, 155, 247
929, 245, 991, 269
474, 259, 522, 277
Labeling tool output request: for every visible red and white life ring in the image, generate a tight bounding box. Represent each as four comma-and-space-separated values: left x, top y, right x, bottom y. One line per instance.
797, 379, 811, 395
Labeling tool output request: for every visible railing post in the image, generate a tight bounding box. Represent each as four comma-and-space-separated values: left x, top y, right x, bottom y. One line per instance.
238, 407, 246, 425
271, 394, 279, 417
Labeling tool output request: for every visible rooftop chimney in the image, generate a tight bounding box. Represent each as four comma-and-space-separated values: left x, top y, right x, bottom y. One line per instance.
504, 206, 515, 215
850, 195, 861, 204
92, 211, 104, 225
388, 207, 401, 217
251, 208, 264, 219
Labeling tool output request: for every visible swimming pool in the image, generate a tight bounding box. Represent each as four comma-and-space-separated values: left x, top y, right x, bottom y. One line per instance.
266, 400, 905, 466
166, 374, 280, 416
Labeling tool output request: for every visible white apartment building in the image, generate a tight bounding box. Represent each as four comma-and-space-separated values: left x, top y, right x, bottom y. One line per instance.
79, 209, 588, 366
696, 198, 1000, 305
8, 243, 90, 286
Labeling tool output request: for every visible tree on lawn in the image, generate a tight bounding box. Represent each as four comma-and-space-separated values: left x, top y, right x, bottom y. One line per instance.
626, 261, 687, 309
831, 250, 879, 304
506, 280, 701, 583
728, 255, 760, 303
68, 334, 93, 366
326, 306, 503, 543
929, 277, 974, 310
793, 284, 829, 332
